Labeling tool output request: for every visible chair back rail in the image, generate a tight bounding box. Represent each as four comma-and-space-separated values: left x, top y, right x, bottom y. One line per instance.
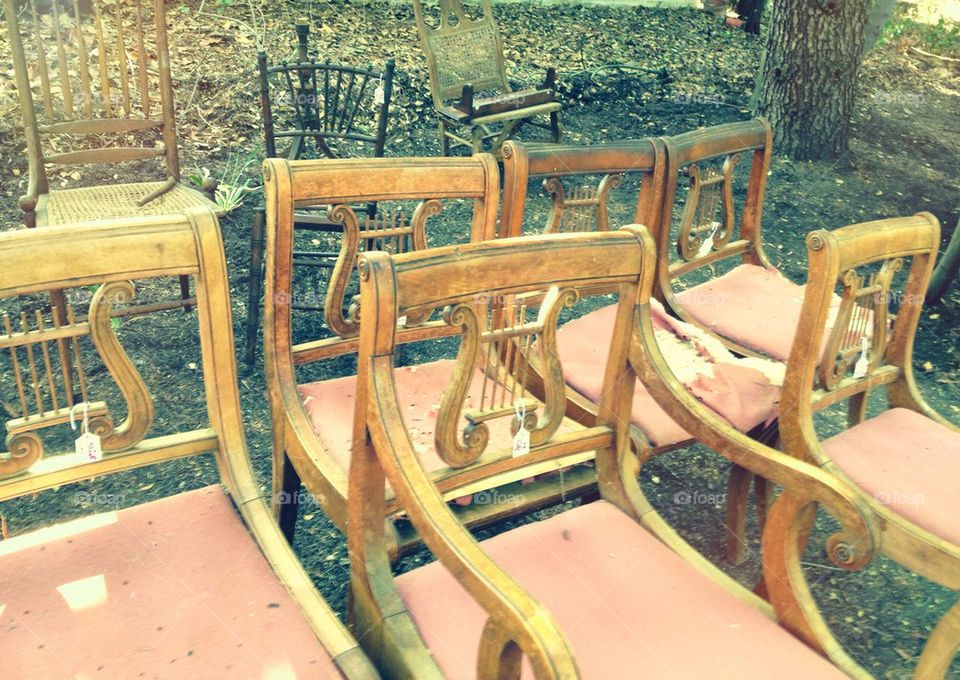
4, 0, 181, 199
500, 139, 665, 240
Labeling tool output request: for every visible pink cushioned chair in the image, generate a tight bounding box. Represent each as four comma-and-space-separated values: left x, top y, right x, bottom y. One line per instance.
263, 156, 596, 557
501, 138, 785, 565
772, 213, 960, 678
347, 227, 877, 678
0, 210, 375, 679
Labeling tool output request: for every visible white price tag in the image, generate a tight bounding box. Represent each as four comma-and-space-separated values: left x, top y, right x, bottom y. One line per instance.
852, 336, 870, 379
697, 222, 720, 258
512, 401, 530, 457
397, 315, 407, 327
75, 431, 103, 461
373, 76, 385, 106
70, 402, 102, 462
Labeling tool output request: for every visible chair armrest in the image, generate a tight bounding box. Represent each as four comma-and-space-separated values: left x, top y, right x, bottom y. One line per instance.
357, 355, 579, 678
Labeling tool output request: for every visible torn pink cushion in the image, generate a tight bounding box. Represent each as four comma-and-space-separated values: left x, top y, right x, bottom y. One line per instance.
557, 301, 780, 447
823, 407, 960, 546
0, 486, 342, 679
396, 500, 845, 678
674, 264, 807, 362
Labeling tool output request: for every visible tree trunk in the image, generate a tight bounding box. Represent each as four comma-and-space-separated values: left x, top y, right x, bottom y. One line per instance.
863, 0, 898, 57
755, 0, 871, 160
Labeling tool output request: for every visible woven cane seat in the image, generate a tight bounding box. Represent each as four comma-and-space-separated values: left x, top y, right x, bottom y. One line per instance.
38, 182, 222, 226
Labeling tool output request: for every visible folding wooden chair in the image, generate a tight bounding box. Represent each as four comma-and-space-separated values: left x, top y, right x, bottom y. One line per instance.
768, 214, 960, 678
262, 155, 599, 556
245, 20, 396, 364
0, 209, 375, 678
346, 227, 875, 677
501, 138, 784, 565
412, 0, 561, 155
3, 0, 222, 312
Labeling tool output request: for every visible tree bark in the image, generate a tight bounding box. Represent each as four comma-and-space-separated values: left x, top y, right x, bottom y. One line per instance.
863, 0, 898, 57
755, 0, 871, 160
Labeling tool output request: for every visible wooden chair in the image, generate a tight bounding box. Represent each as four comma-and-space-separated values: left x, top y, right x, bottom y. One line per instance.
501, 138, 784, 565
0, 209, 375, 678
3, 0, 221, 314
412, 0, 561, 155
263, 155, 600, 556
245, 20, 396, 364
346, 227, 876, 677
768, 214, 960, 678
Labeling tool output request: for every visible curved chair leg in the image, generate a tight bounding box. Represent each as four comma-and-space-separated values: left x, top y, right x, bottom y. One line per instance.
725, 464, 753, 565
439, 119, 450, 156
916, 598, 960, 678
273, 451, 302, 543
471, 125, 484, 154
549, 110, 561, 143
754, 474, 773, 527
178, 275, 192, 313
244, 208, 266, 366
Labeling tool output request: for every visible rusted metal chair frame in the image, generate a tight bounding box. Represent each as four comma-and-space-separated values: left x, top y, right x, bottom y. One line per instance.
412, 0, 561, 155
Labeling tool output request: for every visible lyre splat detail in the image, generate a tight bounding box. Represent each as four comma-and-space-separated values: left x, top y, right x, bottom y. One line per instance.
542, 174, 622, 233
329, 202, 436, 336
677, 154, 740, 260
1, 282, 153, 478
434, 286, 578, 468
820, 258, 901, 390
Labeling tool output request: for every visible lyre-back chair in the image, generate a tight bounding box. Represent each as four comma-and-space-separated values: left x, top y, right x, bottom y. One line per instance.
246, 20, 396, 363
501, 138, 786, 564
347, 227, 876, 678
0, 210, 376, 678
770, 214, 960, 678
412, 0, 561, 155
3, 0, 221, 227
263, 155, 601, 556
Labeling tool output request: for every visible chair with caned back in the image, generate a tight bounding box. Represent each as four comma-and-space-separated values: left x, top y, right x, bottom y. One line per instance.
245, 20, 396, 364
3, 0, 222, 314
768, 214, 960, 679
0, 209, 376, 679
344, 227, 877, 678
412, 0, 561, 155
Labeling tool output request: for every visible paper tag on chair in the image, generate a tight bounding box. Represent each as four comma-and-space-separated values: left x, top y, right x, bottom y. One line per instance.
75, 432, 103, 462
70, 402, 102, 462
397, 315, 408, 327
852, 336, 870, 379
373, 76, 385, 106
512, 401, 531, 457
697, 222, 720, 258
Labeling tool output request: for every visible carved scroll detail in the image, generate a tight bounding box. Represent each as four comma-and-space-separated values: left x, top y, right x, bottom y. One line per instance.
328, 202, 437, 336
677, 154, 740, 260
433, 286, 578, 467
543, 174, 623, 234
820, 258, 902, 390
89, 281, 153, 450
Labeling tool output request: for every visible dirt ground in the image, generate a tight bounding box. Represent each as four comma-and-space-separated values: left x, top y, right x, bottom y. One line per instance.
1, 1, 959, 677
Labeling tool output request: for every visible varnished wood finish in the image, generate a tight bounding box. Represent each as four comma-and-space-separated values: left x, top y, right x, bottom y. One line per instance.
347, 226, 873, 677
412, 0, 561, 155
0, 210, 377, 678
3, 0, 219, 228
769, 213, 960, 676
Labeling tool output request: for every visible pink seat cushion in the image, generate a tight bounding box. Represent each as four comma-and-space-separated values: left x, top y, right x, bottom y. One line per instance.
674, 264, 807, 362
557, 302, 780, 447
0, 486, 341, 679
823, 407, 960, 546
299, 360, 518, 475
396, 501, 845, 678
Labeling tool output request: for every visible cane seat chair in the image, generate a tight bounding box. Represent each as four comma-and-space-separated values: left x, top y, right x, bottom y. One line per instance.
767, 213, 960, 678
0, 209, 376, 678
245, 20, 396, 364
412, 0, 561, 155
501, 138, 786, 564
263, 155, 598, 555
346, 227, 876, 678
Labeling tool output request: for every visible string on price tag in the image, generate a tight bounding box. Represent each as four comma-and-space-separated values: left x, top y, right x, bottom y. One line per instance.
512, 401, 530, 457
70, 402, 102, 462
